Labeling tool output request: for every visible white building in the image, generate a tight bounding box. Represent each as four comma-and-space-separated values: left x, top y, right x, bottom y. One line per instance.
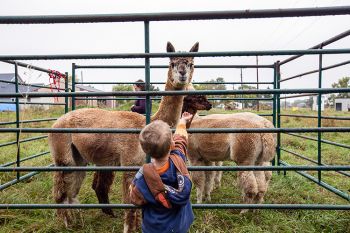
335, 98, 350, 112
233, 102, 243, 110
312, 96, 325, 111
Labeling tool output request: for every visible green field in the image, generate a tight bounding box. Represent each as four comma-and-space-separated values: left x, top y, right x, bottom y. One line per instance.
0, 106, 349, 233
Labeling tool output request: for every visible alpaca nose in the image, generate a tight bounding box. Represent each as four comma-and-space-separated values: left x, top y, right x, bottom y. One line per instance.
179, 69, 186, 77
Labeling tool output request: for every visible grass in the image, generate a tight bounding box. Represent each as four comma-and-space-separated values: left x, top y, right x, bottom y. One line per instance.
0, 106, 349, 233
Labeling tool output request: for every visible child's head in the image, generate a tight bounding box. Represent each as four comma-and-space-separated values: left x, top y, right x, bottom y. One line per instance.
139, 120, 172, 159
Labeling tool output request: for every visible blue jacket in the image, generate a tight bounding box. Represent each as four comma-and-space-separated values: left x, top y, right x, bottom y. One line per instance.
131, 136, 194, 233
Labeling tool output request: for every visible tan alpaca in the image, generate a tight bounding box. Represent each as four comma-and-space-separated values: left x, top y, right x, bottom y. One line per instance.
201, 112, 276, 193
48, 42, 199, 232
181, 95, 276, 212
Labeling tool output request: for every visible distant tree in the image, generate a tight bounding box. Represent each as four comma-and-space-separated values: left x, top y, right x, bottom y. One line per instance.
112, 84, 133, 92
328, 77, 350, 105
261, 86, 273, 99
238, 84, 258, 108
305, 96, 314, 110
112, 83, 159, 105
112, 84, 159, 92
193, 77, 226, 91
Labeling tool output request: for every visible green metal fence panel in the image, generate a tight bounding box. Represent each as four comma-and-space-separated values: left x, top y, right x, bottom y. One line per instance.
317, 47, 323, 182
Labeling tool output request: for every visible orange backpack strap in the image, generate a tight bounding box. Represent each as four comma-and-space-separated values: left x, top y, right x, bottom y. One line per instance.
169, 154, 191, 180
142, 163, 172, 209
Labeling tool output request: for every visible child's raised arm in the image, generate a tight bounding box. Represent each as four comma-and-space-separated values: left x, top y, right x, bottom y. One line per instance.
175, 112, 193, 140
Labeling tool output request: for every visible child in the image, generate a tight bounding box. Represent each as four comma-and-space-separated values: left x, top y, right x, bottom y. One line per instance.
129, 112, 194, 233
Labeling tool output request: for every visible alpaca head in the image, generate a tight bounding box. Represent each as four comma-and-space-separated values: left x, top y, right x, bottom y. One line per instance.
166, 42, 199, 90
182, 95, 212, 114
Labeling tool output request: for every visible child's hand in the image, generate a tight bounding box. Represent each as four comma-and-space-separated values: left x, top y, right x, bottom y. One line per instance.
181, 112, 193, 123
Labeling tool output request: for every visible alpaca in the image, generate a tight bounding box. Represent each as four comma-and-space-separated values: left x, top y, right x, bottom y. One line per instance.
202, 112, 276, 194
181, 95, 276, 211
48, 41, 199, 232
181, 95, 212, 128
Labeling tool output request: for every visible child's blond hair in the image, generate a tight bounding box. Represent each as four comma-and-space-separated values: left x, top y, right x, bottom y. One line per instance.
139, 120, 172, 158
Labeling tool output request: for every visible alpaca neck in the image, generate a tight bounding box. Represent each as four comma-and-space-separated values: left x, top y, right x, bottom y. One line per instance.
151, 81, 185, 127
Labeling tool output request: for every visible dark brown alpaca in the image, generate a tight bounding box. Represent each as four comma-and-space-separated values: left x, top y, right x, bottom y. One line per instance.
181, 95, 212, 128
48, 42, 199, 233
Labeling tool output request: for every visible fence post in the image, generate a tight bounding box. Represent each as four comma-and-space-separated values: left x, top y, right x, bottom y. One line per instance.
14, 63, 20, 180
72, 63, 76, 110
318, 45, 323, 183
276, 61, 281, 169
144, 21, 151, 163
272, 62, 277, 166
65, 72, 69, 113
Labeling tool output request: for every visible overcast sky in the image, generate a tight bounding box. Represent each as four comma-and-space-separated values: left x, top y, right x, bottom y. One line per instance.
0, 0, 349, 96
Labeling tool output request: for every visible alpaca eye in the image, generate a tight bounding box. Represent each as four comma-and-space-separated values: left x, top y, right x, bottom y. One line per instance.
171, 63, 176, 69
188, 63, 193, 68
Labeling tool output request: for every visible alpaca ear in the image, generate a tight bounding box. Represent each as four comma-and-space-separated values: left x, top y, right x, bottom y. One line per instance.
190, 42, 199, 52
167, 42, 175, 53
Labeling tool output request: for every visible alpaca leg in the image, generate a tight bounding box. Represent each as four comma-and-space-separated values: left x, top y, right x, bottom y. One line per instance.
122, 172, 140, 233
254, 162, 273, 205
204, 161, 215, 202
192, 170, 205, 203
237, 171, 258, 214
253, 170, 267, 204
214, 161, 223, 189
189, 156, 206, 203
264, 162, 273, 186
53, 169, 86, 227
51, 138, 87, 227
92, 171, 115, 216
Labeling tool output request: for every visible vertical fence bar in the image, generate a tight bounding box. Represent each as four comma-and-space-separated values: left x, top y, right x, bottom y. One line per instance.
72, 63, 76, 111
65, 72, 69, 113
144, 21, 151, 163
256, 56, 260, 111
14, 63, 20, 180
318, 46, 323, 182
272, 63, 277, 166
276, 61, 281, 168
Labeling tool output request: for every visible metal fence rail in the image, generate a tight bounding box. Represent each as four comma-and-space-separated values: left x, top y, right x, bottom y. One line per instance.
284, 133, 350, 149
0, 165, 349, 172
1, 87, 349, 98
280, 148, 350, 177
1, 203, 349, 210
0, 127, 349, 134
1, 151, 50, 167
279, 114, 350, 120
75, 64, 274, 69
1, 48, 350, 61
0, 135, 48, 147
1, 6, 349, 24
0, 118, 58, 126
